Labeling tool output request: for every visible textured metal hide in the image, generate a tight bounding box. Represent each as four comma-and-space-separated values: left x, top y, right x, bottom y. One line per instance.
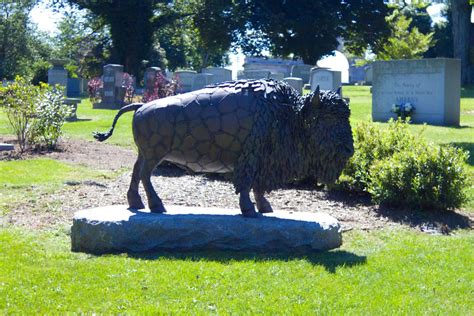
94, 79, 354, 217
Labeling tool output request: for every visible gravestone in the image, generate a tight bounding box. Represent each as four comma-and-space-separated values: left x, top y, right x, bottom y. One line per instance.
71, 205, 342, 254
48, 59, 68, 96
99, 64, 125, 109
372, 58, 461, 126
242, 70, 270, 80
291, 64, 313, 83
269, 72, 285, 81
144, 67, 162, 95
348, 60, 366, 84
283, 77, 304, 94
310, 68, 342, 95
243, 57, 301, 77
175, 70, 197, 93
365, 64, 373, 84
67, 78, 85, 97
202, 67, 232, 84
192, 73, 214, 90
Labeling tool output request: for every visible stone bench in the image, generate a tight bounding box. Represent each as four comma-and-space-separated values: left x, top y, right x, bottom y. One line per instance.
71, 205, 342, 254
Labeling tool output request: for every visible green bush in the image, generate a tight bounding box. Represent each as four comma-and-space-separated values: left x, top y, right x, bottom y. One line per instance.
343, 119, 417, 191
0, 76, 39, 151
342, 119, 469, 210
0, 77, 71, 151
32, 83, 71, 149
369, 144, 469, 210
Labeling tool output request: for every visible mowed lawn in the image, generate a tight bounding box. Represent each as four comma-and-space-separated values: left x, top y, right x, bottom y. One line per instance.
0, 86, 473, 313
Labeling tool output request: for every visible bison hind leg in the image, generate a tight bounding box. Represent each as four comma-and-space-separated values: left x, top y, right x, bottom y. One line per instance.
253, 189, 273, 214
127, 155, 145, 209
239, 188, 259, 218
140, 158, 166, 213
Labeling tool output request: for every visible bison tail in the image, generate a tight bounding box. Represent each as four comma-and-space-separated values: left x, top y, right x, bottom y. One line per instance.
93, 103, 144, 142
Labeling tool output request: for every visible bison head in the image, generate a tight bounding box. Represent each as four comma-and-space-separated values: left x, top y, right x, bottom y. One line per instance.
301, 86, 354, 184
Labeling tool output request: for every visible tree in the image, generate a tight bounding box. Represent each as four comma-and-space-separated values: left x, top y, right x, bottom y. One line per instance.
237, 0, 390, 65
53, 10, 111, 78
451, 0, 473, 84
0, 1, 43, 80
62, 0, 183, 77
376, 9, 434, 60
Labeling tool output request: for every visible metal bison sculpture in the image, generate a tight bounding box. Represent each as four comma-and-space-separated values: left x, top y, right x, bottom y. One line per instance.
94, 79, 354, 217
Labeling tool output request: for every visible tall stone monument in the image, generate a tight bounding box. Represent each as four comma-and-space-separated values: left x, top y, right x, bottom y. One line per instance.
372, 58, 461, 126
100, 64, 125, 109
48, 59, 68, 96
144, 67, 162, 95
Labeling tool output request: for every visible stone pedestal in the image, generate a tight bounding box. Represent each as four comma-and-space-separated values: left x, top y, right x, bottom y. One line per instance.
0, 143, 14, 151
98, 64, 124, 109
71, 205, 342, 254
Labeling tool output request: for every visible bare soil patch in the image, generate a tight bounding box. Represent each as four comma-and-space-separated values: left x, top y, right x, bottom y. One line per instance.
2, 138, 472, 233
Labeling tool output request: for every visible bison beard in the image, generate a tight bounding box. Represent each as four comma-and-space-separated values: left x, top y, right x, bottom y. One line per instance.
94, 79, 354, 217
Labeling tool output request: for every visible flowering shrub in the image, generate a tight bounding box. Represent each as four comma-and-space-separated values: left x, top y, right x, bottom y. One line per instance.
32, 84, 72, 149
142, 72, 178, 103
122, 73, 135, 104
87, 77, 103, 104
391, 102, 415, 121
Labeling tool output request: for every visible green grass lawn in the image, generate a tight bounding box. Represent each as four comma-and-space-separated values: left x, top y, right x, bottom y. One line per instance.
62, 100, 136, 148
0, 86, 473, 313
1, 228, 472, 314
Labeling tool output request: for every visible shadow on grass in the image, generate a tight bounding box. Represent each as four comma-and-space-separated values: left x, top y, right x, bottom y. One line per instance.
127, 249, 367, 273
448, 142, 474, 166
66, 118, 92, 122
375, 205, 472, 231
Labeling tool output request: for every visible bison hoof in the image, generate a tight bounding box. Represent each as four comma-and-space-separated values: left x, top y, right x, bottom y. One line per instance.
241, 208, 260, 218
150, 205, 167, 214
256, 202, 273, 214
128, 200, 145, 210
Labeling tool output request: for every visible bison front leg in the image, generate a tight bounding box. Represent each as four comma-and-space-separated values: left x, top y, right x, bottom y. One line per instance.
140, 158, 166, 213
239, 187, 258, 218
253, 189, 273, 213
127, 155, 145, 209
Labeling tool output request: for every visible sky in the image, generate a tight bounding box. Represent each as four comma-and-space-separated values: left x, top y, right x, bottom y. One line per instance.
30, 2, 446, 82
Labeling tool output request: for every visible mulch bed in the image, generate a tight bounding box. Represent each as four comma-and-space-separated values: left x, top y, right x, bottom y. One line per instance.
1, 137, 472, 233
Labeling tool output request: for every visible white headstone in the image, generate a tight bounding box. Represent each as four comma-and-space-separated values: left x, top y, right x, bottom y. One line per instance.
372, 58, 461, 126
175, 70, 197, 93
283, 77, 304, 94
310, 68, 342, 95
201, 67, 232, 84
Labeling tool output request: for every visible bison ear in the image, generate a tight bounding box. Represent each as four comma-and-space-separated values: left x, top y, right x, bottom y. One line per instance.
311, 85, 320, 108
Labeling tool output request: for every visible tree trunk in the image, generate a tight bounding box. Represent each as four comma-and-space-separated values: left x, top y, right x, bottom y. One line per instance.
452, 0, 473, 85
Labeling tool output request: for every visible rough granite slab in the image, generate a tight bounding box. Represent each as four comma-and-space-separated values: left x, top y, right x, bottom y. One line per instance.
71, 205, 342, 254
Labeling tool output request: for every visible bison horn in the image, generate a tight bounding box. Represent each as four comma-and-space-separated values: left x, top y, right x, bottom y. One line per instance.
336, 86, 342, 96
311, 85, 320, 108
